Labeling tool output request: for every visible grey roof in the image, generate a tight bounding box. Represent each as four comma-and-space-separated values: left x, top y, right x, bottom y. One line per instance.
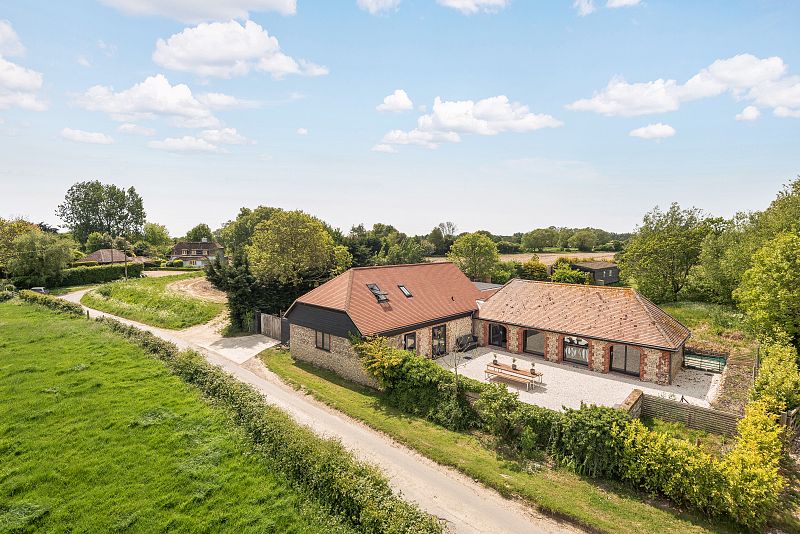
570, 261, 618, 270
473, 281, 504, 291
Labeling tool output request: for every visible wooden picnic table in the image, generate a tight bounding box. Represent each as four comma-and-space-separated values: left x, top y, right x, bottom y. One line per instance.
484, 361, 543, 391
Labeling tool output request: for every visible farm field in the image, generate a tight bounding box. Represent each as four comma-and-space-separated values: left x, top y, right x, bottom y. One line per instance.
0, 301, 352, 533
81, 272, 224, 329
427, 251, 616, 266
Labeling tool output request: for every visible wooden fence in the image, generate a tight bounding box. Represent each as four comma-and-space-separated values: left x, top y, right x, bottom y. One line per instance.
255, 312, 289, 343
780, 406, 799, 431
640, 394, 742, 436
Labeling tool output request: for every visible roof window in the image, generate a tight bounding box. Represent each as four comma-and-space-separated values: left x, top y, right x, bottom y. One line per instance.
367, 283, 389, 303
398, 285, 412, 298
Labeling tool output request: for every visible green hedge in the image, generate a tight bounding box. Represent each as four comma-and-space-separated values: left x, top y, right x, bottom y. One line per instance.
355, 337, 785, 529
751, 342, 800, 412
96, 318, 441, 534
18, 290, 84, 316
144, 266, 202, 271
60, 263, 143, 286
71, 260, 99, 267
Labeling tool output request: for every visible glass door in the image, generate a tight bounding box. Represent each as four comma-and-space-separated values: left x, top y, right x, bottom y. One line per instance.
489, 323, 507, 348
431, 325, 447, 356
563, 336, 589, 365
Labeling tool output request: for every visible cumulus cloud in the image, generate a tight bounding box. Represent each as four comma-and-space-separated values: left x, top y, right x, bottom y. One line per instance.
153, 20, 327, 79
199, 127, 251, 144
573, 0, 596, 16
606, 0, 641, 8
437, 0, 509, 14
358, 0, 401, 15
60, 128, 114, 144
296, 127, 308, 135
379, 95, 561, 150
371, 143, 397, 153
0, 25, 47, 111
148, 136, 220, 152
117, 123, 156, 136
735, 106, 760, 121
377, 89, 413, 112
568, 54, 800, 119
198, 92, 260, 109
73, 74, 217, 126
0, 20, 25, 57
629, 123, 676, 139
98, 0, 296, 23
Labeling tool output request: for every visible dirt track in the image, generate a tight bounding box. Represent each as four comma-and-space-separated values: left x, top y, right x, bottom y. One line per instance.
167, 276, 227, 303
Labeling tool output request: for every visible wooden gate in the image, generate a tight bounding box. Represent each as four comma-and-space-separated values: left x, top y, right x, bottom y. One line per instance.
257, 312, 289, 343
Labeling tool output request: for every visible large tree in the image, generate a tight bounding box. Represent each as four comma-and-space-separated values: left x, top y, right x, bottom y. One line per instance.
56, 181, 145, 244
185, 223, 213, 242
618, 203, 709, 302
215, 206, 282, 254
447, 232, 499, 281
0, 217, 40, 276
734, 232, 800, 345
246, 210, 351, 285
567, 229, 600, 251
521, 228, 557, 252
7, 231, 74, 286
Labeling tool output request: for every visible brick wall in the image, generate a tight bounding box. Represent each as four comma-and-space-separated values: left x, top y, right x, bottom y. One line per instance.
388, 315, 474, 358
670, 345, 683, 381
545, 332, 562, 363
590, 340, 610, 373
289, 324, 379, 388
641, 347, 671, 385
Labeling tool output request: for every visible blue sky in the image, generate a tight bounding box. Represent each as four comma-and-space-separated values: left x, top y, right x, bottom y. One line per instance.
1, 0, 798, 237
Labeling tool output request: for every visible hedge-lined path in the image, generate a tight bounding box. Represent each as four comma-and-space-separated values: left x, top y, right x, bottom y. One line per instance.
60, 289, 580, 534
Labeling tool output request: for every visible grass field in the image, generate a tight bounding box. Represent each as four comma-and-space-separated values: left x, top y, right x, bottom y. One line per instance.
260, 347, 736, 534
0, 301, 351, 533
81, 272, 224, 329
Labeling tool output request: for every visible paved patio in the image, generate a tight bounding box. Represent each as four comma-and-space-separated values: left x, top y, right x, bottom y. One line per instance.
436, 347, 721, 412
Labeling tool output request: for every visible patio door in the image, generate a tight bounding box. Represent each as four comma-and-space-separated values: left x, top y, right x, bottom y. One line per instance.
563, 336, 589, 365
431, 325, 447, 357
611, 344, 641, 376
489, 323, 507, 348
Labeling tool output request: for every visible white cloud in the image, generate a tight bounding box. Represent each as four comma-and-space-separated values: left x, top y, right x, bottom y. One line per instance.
0, 20, 25, 57
735, 105, 760, 121
0, 53, 47, 111
117, 123, 156, 136
380, 95, 561, 150
97, 40, 117, 57
377, 89, 413, 112
198, 92, 260, 109
77, 55, 92, 68
371, 143, 397, 153
629, 123, 675, 139
98, 0, 296, 23
573, 0, 596, 16
74, 74, 217, 125
606, 0, 641, 7
774, 106, 800, 118
296, 127, 308, 135
358, 0, 401, 15
569, 54, 800, 119
437, 0, 509, 14
199, 127, 251, 144
60, 128, 114, 145
148, 136, 220, 152
152, 20, 327, 79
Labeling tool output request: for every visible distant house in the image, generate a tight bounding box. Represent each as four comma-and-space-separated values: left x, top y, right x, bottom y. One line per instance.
169, 238, 224, 267
569, 261, 620, 285
476, 280, 689, 384
78, 248, 130, 264
285, 263, 484, 386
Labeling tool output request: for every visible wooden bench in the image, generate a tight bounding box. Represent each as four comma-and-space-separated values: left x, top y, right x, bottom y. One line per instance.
484, 362, 543, 391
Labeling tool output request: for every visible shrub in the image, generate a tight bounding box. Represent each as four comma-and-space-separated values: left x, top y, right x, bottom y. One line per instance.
172, 259, 184, 267
520, 259, 548, 281
752, 342, 800, 411
18, 290, 84, 316
59, 263, 143, 286
71, 260, 99, 267
96, 318, 441, 534
0, 290, 13, 302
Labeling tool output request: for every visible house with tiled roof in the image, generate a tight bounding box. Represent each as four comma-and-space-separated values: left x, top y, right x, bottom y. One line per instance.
285, 262, 483, 386
569, 261, 620, 285
475, 279, 690, 384
169, 238, 224, 267
78, 248, 130, 264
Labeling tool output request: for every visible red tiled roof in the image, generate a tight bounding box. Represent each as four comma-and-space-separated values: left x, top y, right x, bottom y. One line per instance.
478, 279, 689, 350
78, 249, 129, 264
292, 262, 483, 336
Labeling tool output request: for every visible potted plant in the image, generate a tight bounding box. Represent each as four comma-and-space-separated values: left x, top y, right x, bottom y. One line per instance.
492, 355, 498, 365
511, 357, 517, 370
530, 361, 535, 371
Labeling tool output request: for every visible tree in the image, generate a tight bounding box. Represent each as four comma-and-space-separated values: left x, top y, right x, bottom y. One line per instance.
617, 203, 709, 302
522, 228, 557, 251
215, 206, 282, 254
185, 223, 213, 242
375, 238, 429, 265
550, 264, 591, 284
56, 181, 145, 244
7, 231, 74, 286
437, 221, 458, 239
520, 258, 548, 280
568, 229, 599, 251
0, 217, 40, 276
142, 222, 171, 250
447, 232, 499, 281
85, 231, 111, 253
734, 232, 800, 345
246, 210, 350, 285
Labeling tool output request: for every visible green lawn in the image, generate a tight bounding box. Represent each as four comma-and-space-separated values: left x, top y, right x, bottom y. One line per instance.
0, 301, 351, 534
48, 283, 99, 296
81, 272, 224, 329
260, 347, 736, 534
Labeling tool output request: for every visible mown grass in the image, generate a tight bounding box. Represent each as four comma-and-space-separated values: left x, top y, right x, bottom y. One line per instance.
260, 347, 737, 534
0, 301, 352, 534
81, 272, 224, 329
48, 283, 99, 296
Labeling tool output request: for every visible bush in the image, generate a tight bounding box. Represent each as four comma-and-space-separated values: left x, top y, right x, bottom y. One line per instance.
97, 318, 441, 534
71, 260, 99, 267
18, 290, 84, 316
59, 263, 143, 286
171, 259, 184, 267
0, 290, 13, 302
520, 258, 548, 281
752, 342, 800, 411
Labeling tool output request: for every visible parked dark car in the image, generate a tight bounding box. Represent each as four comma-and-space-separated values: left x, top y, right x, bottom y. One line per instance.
455, 334, 478, 352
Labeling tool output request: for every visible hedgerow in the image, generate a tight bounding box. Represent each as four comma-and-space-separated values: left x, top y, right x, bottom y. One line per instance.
751, 341, 800, 412
60, 263, 143, 286
354, 336, 786, 530
18, 290, 84, 316
97, 318, 441, 534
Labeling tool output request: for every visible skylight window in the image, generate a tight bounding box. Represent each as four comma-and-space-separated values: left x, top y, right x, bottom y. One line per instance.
398, 285, 412, 298
367, 283, 389, 303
